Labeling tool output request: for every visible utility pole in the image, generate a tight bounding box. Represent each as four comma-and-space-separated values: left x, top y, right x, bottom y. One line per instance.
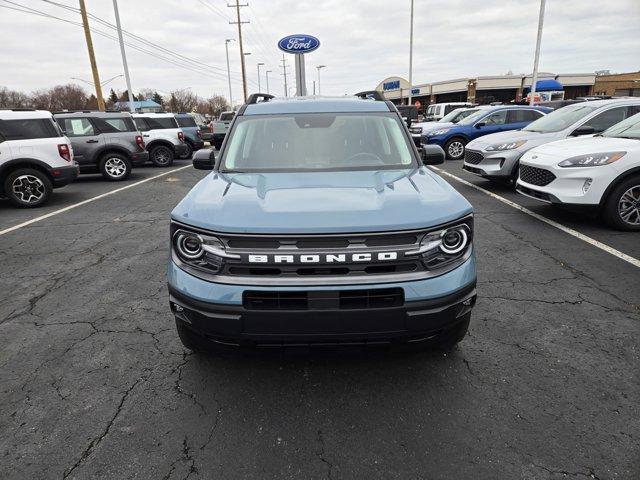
280, 54, 288, 97
112, 0, 134, 113
257, 62, 264, 92
228, 0, 249, 102
79, 0, 105, 111
265, 70, 272, 94
529, 0, 546, 105
408, 0, 414, 106
225, 39, 235, 107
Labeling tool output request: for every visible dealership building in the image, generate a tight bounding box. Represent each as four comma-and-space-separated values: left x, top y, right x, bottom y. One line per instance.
376, 71, 640, 107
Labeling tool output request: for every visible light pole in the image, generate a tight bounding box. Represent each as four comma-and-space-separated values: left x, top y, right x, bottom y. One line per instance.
225, 39, 235, 107
257, 62, 265, 92
112, 0, 134, 113
529, 0, 547, 105
265, 70, 272, 94
408, 0, 414, 106
316, 65, 326, 95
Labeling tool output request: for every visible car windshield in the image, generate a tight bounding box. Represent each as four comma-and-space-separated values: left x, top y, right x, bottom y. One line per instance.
442, 108, 478, 123
601, 112, 640, 139
220, 112, 235, 121
220, 113, 415, 172
457, 109, 490, 125
523, 104, 599, 133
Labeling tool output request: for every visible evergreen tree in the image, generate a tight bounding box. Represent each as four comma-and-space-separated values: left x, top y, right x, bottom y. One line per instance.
108, 88, 118, 104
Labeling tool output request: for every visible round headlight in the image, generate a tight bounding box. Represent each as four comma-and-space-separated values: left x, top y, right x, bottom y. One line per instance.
440, 227, 468, 254
175, 231, 203, 260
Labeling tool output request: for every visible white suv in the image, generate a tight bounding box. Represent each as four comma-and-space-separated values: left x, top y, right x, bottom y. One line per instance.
0, 109, 78, 207
517, 112, 640, 230
132, 113, 188, 167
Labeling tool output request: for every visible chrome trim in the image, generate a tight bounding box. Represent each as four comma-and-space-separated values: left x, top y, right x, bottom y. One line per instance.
515, 186, 553, 204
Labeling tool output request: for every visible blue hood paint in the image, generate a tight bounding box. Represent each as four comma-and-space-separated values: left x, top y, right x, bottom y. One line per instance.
171, 167, 472, 234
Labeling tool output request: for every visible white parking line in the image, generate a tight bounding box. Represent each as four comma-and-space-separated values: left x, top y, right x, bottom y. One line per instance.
0, 165, 192, 237
431, 166, 640, 269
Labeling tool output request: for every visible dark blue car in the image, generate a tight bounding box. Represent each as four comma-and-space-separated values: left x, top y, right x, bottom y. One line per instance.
422, 105, 552, 159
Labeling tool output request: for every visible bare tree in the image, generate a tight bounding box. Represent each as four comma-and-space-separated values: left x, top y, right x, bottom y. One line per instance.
0, 86, 30, 108
30, 84, 89, 111
195, 95, 230, 117
167, 88, 198, 112
137, 88, 155, 101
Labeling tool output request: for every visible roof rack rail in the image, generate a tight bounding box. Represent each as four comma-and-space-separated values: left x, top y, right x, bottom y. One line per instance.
0, 108, 37, 111
354, 91, 385, 101
246, 93, 274, 104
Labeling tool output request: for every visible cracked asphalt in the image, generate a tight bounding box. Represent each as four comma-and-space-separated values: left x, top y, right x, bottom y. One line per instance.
0, 159, 638, 480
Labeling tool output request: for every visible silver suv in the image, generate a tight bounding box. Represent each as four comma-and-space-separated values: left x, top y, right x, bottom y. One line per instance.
132, 113, 188, 167
54, 111, 149, 181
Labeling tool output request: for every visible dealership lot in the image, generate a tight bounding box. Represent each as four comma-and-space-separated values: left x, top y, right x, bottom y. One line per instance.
0, 160, 638, 479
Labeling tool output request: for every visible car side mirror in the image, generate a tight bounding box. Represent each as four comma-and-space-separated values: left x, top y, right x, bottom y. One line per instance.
571, 125, 595, 136
420, 144, 445, 165
475, 122, 486, 129
192, 149, 215, 170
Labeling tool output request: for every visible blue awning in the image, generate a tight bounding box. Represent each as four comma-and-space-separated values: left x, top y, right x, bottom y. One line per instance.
524, 79, 563, 93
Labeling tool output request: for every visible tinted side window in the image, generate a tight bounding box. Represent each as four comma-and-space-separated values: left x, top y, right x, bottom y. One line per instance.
627, 105, 640, 117
146, 117, 178, 129
0, 118, 60, 140
582, 106, 627, 133
60, 118, 95, 136
176, 116, 197, 127
482, 110, 508, 125
134, 118, 150, 131
94, 117, 136, 133
508, 110, 543, 123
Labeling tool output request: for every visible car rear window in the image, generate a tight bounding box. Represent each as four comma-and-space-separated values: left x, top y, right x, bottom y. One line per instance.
0, 118, 61, 140
95, 117, 137, 133
220, 113, 235, 121
176, 116, 197, 128
144, 117, 179, 129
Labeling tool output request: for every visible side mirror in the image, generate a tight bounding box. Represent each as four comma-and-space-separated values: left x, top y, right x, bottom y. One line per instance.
571, 125, 595, 136
475, 122, 486, 129
192, 149, 215, 170
420, 144, 445, 165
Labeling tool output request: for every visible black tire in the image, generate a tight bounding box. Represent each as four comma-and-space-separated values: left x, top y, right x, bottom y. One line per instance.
444, 137, 467, 160
181, 141, 194, 159
99, 153, 131, 181
149, 145, 174, 167
175, 318, 210, 352
3, 168, 53, 208
602, 175, 640, 231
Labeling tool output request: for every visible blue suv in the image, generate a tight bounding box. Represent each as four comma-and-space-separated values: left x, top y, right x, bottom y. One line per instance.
174, 113, 205, 159
422, 105, 552, 159
168, 92, 477, 353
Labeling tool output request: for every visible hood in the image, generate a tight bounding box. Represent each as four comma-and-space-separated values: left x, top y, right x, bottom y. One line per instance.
467, 129, 561, 151
419, 122, 456, 133
521, 136, 640, 164
171, 168, 473, 234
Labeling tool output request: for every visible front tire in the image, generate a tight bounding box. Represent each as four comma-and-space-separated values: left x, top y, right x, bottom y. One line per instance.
445, 137, 467, 160
3, 168, 52, 208
149, 145, 174, 167
99, 153, 131, 181
602, 175, 640, 231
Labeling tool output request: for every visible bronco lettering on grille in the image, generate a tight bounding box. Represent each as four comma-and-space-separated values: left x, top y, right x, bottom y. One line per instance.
248, 252, 399, 263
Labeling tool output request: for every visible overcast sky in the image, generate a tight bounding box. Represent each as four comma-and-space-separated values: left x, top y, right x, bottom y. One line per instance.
1, 0, 639, 104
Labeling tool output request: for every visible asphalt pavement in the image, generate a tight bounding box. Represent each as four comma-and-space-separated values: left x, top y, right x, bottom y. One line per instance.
0, 159, 638, 480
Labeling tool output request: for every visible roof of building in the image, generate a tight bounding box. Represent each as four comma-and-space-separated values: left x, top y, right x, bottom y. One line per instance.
243, 96, 391, 115
114, 99, 162, 109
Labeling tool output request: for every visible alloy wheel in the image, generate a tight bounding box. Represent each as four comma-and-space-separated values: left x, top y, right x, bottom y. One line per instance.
448, 141, 464, 158
104, 157, 127, 178
618, 185, 640, 226
12, 175, 45, 204
154, 148, 171, 165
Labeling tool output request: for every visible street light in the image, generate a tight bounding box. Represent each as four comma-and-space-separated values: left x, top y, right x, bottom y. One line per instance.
408, 0, 414, 106
316, 65, 326, 95
257, 62, 265, 92
265, 70, 272, 94
529, 0, 547, 105
225, 39, 235, 107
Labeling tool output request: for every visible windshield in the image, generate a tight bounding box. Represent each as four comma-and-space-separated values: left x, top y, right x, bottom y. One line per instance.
457, 109, 490, 125
523, 104, 599, 133
442, 108, 478, 123
220, 112, 235, 121
220, 113, 415, 172
601, 112, 640, 139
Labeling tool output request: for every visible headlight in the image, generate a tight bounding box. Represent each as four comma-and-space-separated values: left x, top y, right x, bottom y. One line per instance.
485, 140, 527, 151
408, 217, 473, 270
171, 225, 238, 274
430, 128, 451, 136
558, 151, 626, 168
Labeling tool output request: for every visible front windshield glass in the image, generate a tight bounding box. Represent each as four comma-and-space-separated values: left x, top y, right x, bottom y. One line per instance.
220, 113, 415, 172
457, 109, 489, 125
602, 112, 640, 139
523, 104, 599, 133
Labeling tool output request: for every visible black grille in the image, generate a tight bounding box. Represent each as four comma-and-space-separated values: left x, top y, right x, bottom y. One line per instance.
243, 288, 404, 310
464, 149, 484, 165
519, 165, 556, 186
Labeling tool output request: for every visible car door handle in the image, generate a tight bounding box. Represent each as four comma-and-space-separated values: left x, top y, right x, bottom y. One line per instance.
143, 134, 150, 137
86, 139, 99, 143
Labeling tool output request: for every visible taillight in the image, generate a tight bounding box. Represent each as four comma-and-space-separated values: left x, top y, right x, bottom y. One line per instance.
196, 130, 202, 139
178, 131, 184, 142
58, 144, 72, 162
135, 135, 145, 149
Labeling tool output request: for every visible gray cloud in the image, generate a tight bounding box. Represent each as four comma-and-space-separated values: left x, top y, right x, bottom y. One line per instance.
0, 0, 638, 102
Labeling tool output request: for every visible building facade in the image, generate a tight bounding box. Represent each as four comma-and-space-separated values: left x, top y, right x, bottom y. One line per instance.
593, 71, 640, 97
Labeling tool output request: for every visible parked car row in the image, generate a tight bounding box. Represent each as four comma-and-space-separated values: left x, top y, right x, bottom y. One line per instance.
436, 98, 640, 230
0, 108, 229, 208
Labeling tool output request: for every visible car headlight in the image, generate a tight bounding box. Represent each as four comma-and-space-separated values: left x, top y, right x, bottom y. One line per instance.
408, 217, 473, 270
558, 151, 626, 168
485, 140, 527, 151
171, 224, 239, 274
430, 128, 451, 136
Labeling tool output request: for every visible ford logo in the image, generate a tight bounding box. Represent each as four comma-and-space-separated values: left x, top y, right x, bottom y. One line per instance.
278, 34, 320, 54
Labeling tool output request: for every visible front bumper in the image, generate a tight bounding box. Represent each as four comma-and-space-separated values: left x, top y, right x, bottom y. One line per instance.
167, 255, 477, 347
462, 149, 522, 178
49, 163, 79, 188
131, 151, 149, 167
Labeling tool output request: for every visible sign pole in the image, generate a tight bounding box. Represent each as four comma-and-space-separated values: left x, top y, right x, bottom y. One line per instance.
294, 54, 307, 96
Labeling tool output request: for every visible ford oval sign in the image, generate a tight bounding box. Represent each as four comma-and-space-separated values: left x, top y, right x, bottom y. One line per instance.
278, 34, 320, 54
